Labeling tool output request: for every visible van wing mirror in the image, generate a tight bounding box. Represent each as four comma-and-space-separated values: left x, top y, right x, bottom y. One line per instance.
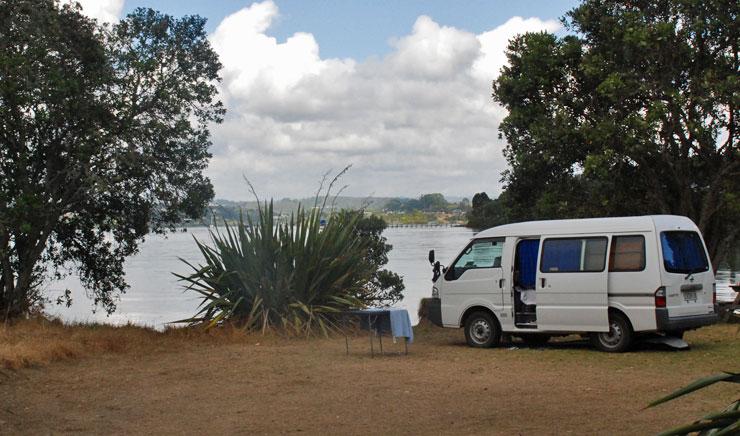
428, 249, 435, 265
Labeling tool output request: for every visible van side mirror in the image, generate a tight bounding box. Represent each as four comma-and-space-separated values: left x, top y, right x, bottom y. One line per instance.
428, 249, 435, 265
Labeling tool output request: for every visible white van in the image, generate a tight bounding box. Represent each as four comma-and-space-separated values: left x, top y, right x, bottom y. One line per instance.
426, 215, 718, 352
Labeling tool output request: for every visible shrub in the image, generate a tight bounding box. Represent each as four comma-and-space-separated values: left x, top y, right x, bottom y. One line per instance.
176, 200, 377, 335
647, 371, 740, 435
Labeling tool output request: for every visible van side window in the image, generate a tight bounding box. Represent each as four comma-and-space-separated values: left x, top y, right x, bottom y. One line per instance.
609, 235, 646, 272
540, 237, 607, 273
446, 239, 504, 280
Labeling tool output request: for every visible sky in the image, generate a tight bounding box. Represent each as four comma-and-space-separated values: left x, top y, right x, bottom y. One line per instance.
65, 0, 579, 201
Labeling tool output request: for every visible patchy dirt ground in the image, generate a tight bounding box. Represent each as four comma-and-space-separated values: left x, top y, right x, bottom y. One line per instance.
1, 323, 738, 435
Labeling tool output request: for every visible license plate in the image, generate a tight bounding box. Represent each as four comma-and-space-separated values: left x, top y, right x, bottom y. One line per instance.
683, 290, 697, 302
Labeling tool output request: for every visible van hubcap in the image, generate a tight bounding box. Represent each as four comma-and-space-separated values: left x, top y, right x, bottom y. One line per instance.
470, 319, 491, 344
599, 321, 623, 347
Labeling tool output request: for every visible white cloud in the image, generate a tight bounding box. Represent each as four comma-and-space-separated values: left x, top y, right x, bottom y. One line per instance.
387, 16, 480, 80
60, 0, 124, 23
473, 16, 561, 82
208, 1, 560, 200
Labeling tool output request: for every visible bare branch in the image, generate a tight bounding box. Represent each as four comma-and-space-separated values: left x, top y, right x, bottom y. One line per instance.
320, 165, 352, 214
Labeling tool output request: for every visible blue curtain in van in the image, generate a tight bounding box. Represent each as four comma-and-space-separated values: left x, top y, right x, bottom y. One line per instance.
516, 239, 540, 289
660, 232, 708, 272
541, 239, 582, 272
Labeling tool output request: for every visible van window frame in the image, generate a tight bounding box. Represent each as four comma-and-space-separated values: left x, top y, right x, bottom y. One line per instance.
444, 237, 505, 281
608, 235, 647, 272
539, 236, 608, 274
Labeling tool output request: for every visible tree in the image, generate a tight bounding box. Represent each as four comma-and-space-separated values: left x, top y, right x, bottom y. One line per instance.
467, 192, 510, 229
471, 192, 491, 210
404, 198, 422, 211
0, 1, 224, 319
493, 0, 738, 267
384, 198, 404, 212
339, 212, 405, 306
418, 193, 448, 211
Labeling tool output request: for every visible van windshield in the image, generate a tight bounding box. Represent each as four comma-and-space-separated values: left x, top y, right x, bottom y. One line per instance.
660, 231, 709, 274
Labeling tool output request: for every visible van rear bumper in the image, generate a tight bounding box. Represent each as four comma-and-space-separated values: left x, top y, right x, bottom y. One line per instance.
655, 308, 718, 332
425, 297, 443, 327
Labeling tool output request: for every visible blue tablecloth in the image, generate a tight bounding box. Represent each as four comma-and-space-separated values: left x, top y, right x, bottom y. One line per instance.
360, 308, 413, 343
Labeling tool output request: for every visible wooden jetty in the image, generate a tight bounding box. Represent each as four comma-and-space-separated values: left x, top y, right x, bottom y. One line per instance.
386, 223, 459, 228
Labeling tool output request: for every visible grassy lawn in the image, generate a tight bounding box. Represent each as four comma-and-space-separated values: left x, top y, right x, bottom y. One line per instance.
0, 319, 738, 435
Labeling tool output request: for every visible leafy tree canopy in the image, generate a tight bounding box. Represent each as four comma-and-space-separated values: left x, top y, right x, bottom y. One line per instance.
418, 193, 448, 211
338, 211, 405, 306
384, 193, 453, 212
0, 0, 224, 319
492, 0, 738, 266
468, 192, 509, 229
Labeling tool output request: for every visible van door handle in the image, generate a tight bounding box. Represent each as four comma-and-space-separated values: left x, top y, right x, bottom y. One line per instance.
499, 278, 504, 289
541, 278, 546, 288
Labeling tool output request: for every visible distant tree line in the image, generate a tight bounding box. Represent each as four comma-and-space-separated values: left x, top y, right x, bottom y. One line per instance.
471, 0, 738, 267
385, 193, 469, 213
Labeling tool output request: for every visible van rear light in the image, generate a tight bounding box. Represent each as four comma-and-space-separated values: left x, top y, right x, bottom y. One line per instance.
712, 283, 716, 305
655, 287, 666, 308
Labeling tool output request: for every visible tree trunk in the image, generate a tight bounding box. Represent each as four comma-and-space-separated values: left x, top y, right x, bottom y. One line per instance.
0, 226, 51, 320
0, 230, 16, 320
1, 266, 23, 321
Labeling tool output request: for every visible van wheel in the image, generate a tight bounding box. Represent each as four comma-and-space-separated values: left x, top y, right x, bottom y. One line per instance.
520, 334, 550, 346
591, 312, 633, 352
464, 311, 501, 348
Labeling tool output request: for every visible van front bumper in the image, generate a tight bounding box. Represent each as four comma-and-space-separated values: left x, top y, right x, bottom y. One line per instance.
425, 297, 443, 327
655, 308, 718, 332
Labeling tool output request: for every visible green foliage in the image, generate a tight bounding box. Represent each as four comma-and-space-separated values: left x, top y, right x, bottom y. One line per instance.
176, 202, 376, 335
385, 198, 405, 212
0, 1, 223, 318
384, 193, 453, 212
418, 193, 449, 211
340, 212, 404, 306
647, 372, 740, 435
467, 192, 510, 229
492, 0, 739, 266
178, 166, 405, 333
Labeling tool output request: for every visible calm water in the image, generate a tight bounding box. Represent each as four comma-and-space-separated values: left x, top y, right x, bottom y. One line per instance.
45, 226, 475, 328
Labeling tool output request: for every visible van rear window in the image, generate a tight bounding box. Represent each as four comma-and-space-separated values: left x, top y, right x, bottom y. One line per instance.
660, 231, 709, 274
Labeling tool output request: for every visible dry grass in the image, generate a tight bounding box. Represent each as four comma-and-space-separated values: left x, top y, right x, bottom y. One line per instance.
0, 320, 738, 434
0, 317, 264, 370
2, 316, 738, 371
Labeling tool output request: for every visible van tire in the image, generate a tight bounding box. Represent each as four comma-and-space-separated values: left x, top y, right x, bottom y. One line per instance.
464, 311, 501, 348
591, 312, 633, 352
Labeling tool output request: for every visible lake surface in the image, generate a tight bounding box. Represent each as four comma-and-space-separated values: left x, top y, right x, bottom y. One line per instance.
45, 226, 476, 328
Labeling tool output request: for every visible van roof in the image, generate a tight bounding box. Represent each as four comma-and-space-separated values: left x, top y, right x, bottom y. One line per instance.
474, 215, 698, 238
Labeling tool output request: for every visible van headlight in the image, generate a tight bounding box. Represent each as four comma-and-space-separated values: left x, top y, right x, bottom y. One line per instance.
432, 286, 439, 298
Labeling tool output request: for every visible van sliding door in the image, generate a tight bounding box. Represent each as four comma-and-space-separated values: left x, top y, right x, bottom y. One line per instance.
536, 236, 609, 332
